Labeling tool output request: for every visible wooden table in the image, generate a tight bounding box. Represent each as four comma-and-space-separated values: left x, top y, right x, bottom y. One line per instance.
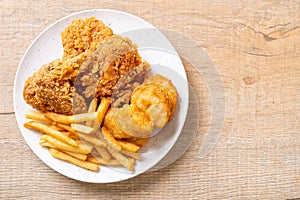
1, 0, 299, 199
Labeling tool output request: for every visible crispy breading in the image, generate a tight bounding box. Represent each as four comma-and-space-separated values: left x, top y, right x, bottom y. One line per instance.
75, 35, 142, 100
111, 61, 151, 108
23, 21, 148, 115
23, 55, 87, 115
61, 17, 113, 59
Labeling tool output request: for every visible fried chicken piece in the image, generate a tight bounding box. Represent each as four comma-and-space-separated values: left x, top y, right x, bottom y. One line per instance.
24, 32, 147, 115
61, 17, 113, 59
75, 34, 142, 100
23, 55, 87, 115
24, 17, 114, 115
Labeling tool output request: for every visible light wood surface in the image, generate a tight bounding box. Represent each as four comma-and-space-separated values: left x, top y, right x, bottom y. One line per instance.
1, 0, 299, 199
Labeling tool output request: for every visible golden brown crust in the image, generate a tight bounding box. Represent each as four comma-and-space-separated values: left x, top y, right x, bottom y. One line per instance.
23, 19, 147, 115
61, 17, 113, 60
23, 55, 87, 115
74, 35, 142, 100
103, 109, 132, 139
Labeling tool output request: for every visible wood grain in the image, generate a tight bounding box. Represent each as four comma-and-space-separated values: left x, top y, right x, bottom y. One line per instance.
1, 0, 299, 199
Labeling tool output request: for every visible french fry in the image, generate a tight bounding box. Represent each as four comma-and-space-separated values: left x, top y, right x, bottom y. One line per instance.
45, 112, 98, 124
117, 140, 140, 153
39, 141, 55, 148
120, 150, 141, 160
48, 124, 65, 131
106, 146, 134, 171
41, 134, 91, 154
94, 98, 111, 128
94, 146, 111, 161
87, 156, 121, 166
24, 121, 78, 147
86, 156, 101, 165
71, 124, 94, 134
62, 151, 87, 161
53, 122, 78, 135
91, 148, 101, 157
78, 133, 106, 147
101, 128, 140, 153
25, 110, 52, 123
39, 141, 87, 161
57, 129, 79, 140
75, 140, 94, 153
101, 127, 122, 151
126, 137, 149, 147
48, 148, 98, 171
25, 95, 146, 171
86, 98, 98, 127
65, 132, 80, 140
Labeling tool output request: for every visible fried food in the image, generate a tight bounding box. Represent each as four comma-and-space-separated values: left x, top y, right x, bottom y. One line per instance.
94, 97, 111, 128
24, 121, 78, 147
120, 149, 141, 160
101, 127, 122, 151
45, 111, 98, 124
49, 148, 98, 171
52, 122, 78, 135
61, 17, 113, 59
25, 110, 52, 123
144, 74, 177, 120
86, 98, 97, 126
104, 74, 178, 138
75, 34, 142, 100
117, 140, 140, 153
131, 84, 170, 128
23, 56, 87, 115
103, 108, 132, 139
125, 137, 149, 147
23, 33, 147, 115
71, 124, 95, 134
87, 156, 121, 166
22, 16, 179, 172
40, 134, 92, 154
111, 62, 151, 108
106, 146, 135, 171
94, 146, 111, 161
78, 133, 106, 147
112, 104, 154, 138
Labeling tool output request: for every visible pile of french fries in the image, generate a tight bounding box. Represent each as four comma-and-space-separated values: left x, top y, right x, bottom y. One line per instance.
24, 98, 140, 172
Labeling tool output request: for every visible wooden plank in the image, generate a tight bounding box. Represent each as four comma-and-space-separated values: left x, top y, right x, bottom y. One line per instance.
0, 0, 299, 199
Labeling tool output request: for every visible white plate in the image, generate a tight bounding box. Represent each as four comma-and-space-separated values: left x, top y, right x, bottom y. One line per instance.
13, 9, 188, 183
